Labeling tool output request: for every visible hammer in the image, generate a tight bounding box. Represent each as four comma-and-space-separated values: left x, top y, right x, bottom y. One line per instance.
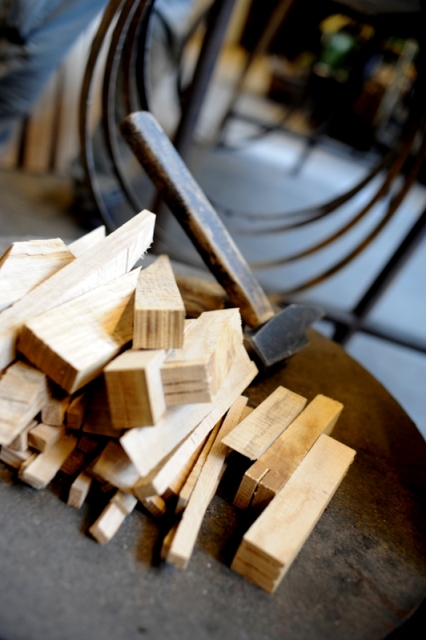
120, 112, 322, 371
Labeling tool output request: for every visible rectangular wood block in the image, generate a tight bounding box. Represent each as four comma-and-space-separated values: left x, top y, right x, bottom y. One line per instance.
133, 254, 185, 349
231, 434, 356, 593
19, 434, 78, 489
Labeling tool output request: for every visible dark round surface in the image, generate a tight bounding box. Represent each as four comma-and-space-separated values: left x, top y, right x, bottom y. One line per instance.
0, 330, 425, 640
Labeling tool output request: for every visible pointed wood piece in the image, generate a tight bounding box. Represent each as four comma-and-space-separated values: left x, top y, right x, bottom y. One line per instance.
66, 391, 90, 431
19, 434, 77, 489
161, 308, 243, 405
68, 226, 106, 258
8, 419, 38, 452
251, 395, 344, 511
175, 274, 227, 318
28, 423, 65, 452
176, 397, 248, 514
0, 209, 155, 371
89, 490, 137, 544
125, 345, 257, 481
18, 269, 140, 394
231, 434, 356, 593
0, 239, 74, 312
105, 349, 167, 428
92, 441, 141, 492
133, 254, 185, 349
166, 395, 249, 570
222, 386, 307, 461
0, 361, 49, 446
67, 471, 93, 509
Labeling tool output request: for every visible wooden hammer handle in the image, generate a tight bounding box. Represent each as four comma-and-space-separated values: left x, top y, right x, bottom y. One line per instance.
120, 111, 274, 328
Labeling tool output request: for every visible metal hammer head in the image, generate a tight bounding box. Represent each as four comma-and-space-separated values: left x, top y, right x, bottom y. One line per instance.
244, 304, 324, 372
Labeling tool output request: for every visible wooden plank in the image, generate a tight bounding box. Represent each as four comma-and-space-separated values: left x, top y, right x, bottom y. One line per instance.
166, 395, 249, 569
89, 490, 137, 544
105, 349, 167, 428
0, 361, 49, 446
165, 437, 207, 500
0, 209, 155, 371
66, 391, 90, 430
67, 471, 93, 509
124, 345, 257, 481
133, 254, 185, 349
0, 239, 74, 312
68, 226, 106, 258
19, 269, 140, 394
28, 423, 65, 453
175, 402, 246, 513
41, 388, 71, 426
175, 274, 227, 318
19, 434, 77, 489
161, 308, 243, 405
9, 419, 38, 452
222, 386, 307, 460
231, 434, 356, 593
91, 441, 141, 492
234, 394, 342, 510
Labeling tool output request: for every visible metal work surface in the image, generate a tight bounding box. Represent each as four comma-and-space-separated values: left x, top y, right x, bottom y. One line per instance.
0, 331, 425, 640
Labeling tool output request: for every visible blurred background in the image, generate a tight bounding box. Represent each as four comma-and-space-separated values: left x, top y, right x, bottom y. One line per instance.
0, 0, 425, 436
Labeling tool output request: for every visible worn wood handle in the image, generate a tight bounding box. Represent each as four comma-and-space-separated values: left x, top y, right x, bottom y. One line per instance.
120, 111, 274, 328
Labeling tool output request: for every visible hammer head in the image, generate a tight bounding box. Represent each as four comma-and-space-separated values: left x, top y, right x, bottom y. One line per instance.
244, 305, 324, 372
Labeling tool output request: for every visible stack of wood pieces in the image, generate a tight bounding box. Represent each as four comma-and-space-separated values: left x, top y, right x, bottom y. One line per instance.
0, 218, 356, 596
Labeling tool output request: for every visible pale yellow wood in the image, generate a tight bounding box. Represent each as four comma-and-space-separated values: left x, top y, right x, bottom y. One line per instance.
167, 395, 249, 569
176, 397, 248, 514
133, 254, 185, 349
231, 434, 356, 593
67, 471, 93, 509
41, 390, 71, 426
161, 522, 179, 559
105, 349, 167, 428
111, 490, 138, 515
0, 446, 33, 469
19, 434, 77, 489
92, 441, 141, 492
0, 209, 155, 371
0, 239, 74, 312
19, 269, 140, 394
175, 274, 227, 318
125, 346, 257, 482
222, 386, 307, 460
66, 391, 89, 430
68, 226, 106, 258
161, 308, 243, 405
0, 361, 49, 446
165, 437, 208, 499
89, 490, 137, 544
82, 381, 119, 438
9, 419, 38, 452
251, 395, 344, 511
28, 423, 65, 452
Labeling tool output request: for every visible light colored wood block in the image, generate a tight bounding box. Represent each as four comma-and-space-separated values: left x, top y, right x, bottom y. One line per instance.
105, 349, 167, 428
41, 389, 71, 426
161, 308, 243, 405
165, 437, 208, 500
66, 391, 89, 430
222, 386, 307, 461
125, 345, 257, 482
251, 395, 344, 511
68, 226, 106, 258
175, 398, 248, 513
0, 239, 73, 312
0, 361, 49, 446
28, 423, 65, 452
133, 254, 185, 349
231, 434, 356, 593
166, 395, 249, 570
8, 419, 38, 452
0, 209, 155, 371
92, 441, 141, 492
175, 274, 227, 318
19, 434, 78, 489
19, 269, 140, 394
0, 446, 33, 469
89, 490, 137, 544
67, 471, 93, 509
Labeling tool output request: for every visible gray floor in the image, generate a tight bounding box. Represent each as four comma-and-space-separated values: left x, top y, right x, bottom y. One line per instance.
0, 120, 425, 440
